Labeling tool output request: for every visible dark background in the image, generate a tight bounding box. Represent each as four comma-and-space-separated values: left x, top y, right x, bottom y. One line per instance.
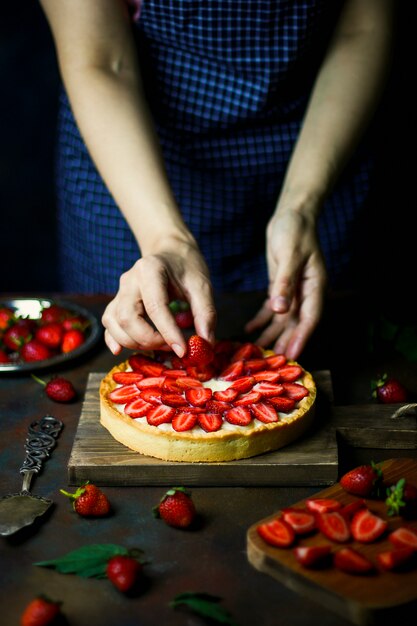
0, 2, 415, 327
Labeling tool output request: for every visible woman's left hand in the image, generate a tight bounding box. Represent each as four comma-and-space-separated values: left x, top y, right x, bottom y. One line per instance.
245, 208, 327, 360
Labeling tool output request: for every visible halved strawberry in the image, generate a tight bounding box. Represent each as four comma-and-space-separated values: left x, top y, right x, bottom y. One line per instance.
282, 508, 316, 535
282, 382, 309, 400
294, 545, 331, 568
276, 365, 303, 382
160, 392, 188, 407
229, 376, 255, 393
234, 390, 262, 406
185, 387, 213, 406
388, 527, 417, 550
317, 511, 351, 543
269, 396, 296, 413
231, 343, 262, 362
250, 402, 279, 423
206, 400, 231, 414
186, 365, 216, 382
213, 388, 239, 402
198, 412, 223, 432
175, 376, 203, 390
128, 354, 155, 371
138, 363, 167, 377
334, 547, 374, 574
377, 547, 415, 571
306, 498, 342, 514
265, 354, 287, 369
185, 334, 214, 367
340, 499, 367, 520
136, 376, 166, 389
162, 377, 182, 392
257, 518, 295, 548
108, 384, 141, 403
253, 370, 281, 383
219, 360, 244, 381
139, 388, 162, 405
214, 339, 235, 356
253, 381, 284, 398
350, 509, 388, 543
244, 359, 267, 373
225, 406, 252, 426
112, 371, 144, 385
164, 368, 187, 378
146, 404, 176, 426
124, 397, 153, 418
172, 411, 198, 432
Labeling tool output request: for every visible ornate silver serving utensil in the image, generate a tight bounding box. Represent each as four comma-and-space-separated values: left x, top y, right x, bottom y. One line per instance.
0, 415, 63, 536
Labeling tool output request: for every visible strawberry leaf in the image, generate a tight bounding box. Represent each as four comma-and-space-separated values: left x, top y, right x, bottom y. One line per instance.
35, 544, 129, 578
170, 592, 238, 625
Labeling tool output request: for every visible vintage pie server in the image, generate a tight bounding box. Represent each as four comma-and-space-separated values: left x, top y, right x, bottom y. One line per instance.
0, 415, 63, 536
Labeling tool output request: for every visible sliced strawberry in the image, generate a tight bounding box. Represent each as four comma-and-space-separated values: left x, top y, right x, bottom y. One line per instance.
244, 359, 267, 373
282, 382, 309, 400
128, 353, 154, 371
225, 406, 252, 426
219, 360, 244, 381
214, 339, 235, 356
162, 377, 182, 392
250, 402, 279, 423
282, 508, 316, 535
234, 390, 262, 406
270, 396, 296, 413
351, 509, 388, 543
186, 364, 216, 382
185, 386, 213, 406
164, 368, 187, 378
182, 405, 205, 413
108, 384, 141, 403
172, 411, 198, 432
213, 388, 239, 402
257, 518, 295, 548
253, 370, 281, 383
229, 376, 255, 393
377, 547, 415, 571
160, 392, 188, 407
317, 511, 351, 543
112, 371, 144, 384
253, 381, 284, 398
136, 376, 166, 389
139, 388, 162, 405
175, 376, 203, 390
231, 342, 262, 362
124, 397, 153, 418
265, 354, 287, 369
388, 527, 417, 550
334, 547, 374, 574
206, 400, 231, 414
340, 499, 367, 520
294, 545, 331, 568
306, 498, 342, 514
146, 404, 176, 426
276, 365, 303, 382
198, 412, 223, 432
139, 363, 167, 377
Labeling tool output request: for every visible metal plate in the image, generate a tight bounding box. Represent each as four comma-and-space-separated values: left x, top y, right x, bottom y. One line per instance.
0, 297, 102, 372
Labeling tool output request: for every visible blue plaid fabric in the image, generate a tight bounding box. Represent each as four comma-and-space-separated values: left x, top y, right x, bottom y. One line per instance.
56, 0, 372, 294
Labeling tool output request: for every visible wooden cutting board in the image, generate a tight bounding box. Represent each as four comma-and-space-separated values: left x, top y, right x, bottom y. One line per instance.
67, 370, 337, 486
247, 458, 417, 626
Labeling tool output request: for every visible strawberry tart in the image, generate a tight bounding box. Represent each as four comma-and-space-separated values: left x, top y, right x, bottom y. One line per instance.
99, 336, 316, 463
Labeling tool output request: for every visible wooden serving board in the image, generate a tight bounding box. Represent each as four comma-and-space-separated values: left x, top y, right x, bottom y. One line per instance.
67, 370, 337, 486
247, 458, 417, 626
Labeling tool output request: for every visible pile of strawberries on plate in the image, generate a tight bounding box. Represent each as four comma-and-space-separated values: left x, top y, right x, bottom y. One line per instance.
0, 303, 88, 364
257, 462, 417, 574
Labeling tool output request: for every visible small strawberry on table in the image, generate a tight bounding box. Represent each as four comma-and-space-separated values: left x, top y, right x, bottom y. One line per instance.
60, 481, 111, 517
372, 373, 408, 403
153, 486, 196, 528
32, 374, 76, 403
20, 595, 62, 626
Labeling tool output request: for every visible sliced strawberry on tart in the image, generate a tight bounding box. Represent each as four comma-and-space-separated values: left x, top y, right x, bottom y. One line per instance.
99, 335, 316, 462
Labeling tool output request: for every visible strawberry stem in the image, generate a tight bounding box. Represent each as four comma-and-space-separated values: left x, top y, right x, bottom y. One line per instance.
31, 374, 46, 387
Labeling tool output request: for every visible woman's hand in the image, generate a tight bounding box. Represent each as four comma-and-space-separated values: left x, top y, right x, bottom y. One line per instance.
102, 236, 217, 358
245, 209, 327, 360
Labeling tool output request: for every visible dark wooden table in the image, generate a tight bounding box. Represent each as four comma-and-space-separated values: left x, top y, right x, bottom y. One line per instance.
1, 294, 416, 626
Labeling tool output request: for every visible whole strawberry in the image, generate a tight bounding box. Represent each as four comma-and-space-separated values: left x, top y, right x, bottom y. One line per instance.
0, 306, 14, 330
32, 374, 76, 403
21, 340, 52, 362
185, 335, 214, 367
372, 374, 408, 404
35, 323, 64, 350
62, 328, 85, 353
20, 596, 61, 626
106, 555, 143, 592
60, 481, 111, 517
154, 486, 196, 528
174, 309, 194, 329
40, 304, 69, 324
3, 323, 32, 351
0, 349, 10, 364
340, 462, 383, 497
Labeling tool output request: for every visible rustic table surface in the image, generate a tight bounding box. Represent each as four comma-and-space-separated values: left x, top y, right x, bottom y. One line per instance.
1, 293, 416, 626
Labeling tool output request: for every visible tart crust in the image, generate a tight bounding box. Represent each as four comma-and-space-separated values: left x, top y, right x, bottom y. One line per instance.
99, 357, 316, 463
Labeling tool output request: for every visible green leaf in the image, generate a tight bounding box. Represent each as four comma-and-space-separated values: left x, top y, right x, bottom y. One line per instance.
35, 544, 129, 579
170, 592, 238, 625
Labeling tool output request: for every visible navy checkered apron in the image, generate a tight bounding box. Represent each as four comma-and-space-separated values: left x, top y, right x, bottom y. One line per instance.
56, 0, 373, 294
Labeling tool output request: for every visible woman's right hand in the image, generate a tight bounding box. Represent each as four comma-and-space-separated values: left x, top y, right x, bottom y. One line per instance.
101, 236, 217, 358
